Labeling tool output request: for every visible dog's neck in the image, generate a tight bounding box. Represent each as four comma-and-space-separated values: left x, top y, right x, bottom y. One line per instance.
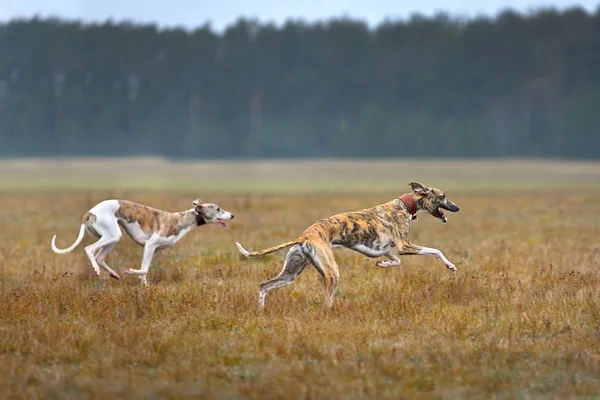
195, 212, 206, 226
398, 193, 419, 220
176, 209, 206, 228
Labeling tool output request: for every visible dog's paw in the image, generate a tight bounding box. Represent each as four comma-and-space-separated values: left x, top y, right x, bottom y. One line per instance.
110, 272, 120, 280
447, 263, 457, 272
376, 260, 400, 267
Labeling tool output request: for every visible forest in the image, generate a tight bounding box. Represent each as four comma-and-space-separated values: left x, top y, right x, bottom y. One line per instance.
0, 7, 598, 159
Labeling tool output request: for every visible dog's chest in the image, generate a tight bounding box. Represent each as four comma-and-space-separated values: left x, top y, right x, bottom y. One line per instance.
155, 225, 193, 247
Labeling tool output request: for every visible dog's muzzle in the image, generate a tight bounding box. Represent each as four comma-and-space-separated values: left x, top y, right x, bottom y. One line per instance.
437, 201, 459, 223
444, 201, 460, 213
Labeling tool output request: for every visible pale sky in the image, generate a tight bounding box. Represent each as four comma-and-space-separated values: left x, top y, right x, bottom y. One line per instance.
0, 0, 597, 32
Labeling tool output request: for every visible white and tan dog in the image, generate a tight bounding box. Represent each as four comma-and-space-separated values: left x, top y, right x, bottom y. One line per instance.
51, 198, 234, 285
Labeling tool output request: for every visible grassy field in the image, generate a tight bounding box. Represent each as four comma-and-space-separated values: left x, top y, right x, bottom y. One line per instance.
1, 157, 600, 191
1, 158, 600, 399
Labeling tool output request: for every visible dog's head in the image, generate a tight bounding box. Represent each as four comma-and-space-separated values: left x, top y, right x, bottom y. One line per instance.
192, 199, 235, 227
409, 182, 459, 223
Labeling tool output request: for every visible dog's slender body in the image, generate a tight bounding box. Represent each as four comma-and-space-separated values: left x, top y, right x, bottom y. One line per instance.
236, 182, 459, 308
51, 199, 234, 285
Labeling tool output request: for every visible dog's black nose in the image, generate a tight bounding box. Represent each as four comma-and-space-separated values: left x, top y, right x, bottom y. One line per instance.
231, 214, 235, 219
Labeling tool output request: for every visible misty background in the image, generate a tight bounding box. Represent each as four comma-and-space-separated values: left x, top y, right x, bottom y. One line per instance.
0, 2, 599, 160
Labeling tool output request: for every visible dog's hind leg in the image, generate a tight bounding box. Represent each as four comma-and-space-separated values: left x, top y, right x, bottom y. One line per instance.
258, 245, 309, 308
84, 216, 122, 277
398, 243, 457, 271
95, 242, 121, 280
303, 241, 340, 308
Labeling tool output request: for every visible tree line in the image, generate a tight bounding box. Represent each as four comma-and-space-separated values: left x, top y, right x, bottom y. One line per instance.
0, 7, 599, 159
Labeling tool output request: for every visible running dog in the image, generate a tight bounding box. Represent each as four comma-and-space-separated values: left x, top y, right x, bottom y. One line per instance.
236, 182, 459, 308
51, 198, 235, 285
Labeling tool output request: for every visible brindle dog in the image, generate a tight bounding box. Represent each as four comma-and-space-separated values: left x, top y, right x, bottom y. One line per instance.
236, 182, 460, 308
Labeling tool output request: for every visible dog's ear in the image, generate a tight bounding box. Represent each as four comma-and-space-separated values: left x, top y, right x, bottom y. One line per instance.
409, 182, 429, 195
192, 199, 205, 214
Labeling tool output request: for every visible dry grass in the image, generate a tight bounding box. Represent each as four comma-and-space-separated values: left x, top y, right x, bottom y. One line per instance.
1, 159, 600, 399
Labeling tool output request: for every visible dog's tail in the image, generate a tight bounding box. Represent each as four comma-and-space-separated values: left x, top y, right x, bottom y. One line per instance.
236, 239, 303, 258
51, 224, 86, 254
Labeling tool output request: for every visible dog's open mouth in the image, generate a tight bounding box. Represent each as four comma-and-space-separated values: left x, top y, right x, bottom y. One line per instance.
432, 208, 448, 223
215, 218, 227, 227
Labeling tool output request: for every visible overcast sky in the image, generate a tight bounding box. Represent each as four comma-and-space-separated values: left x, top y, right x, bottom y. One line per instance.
0, 0, 597, 32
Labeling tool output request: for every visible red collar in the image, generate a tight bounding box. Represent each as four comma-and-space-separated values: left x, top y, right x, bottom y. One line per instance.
399, 193, 418, 219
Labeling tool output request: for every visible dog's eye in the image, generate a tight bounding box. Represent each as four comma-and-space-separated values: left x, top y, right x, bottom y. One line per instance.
217, 207, 221, 211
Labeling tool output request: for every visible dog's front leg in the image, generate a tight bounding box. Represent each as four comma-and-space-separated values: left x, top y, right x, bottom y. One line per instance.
398, 244, 456, 271
376, 252, 401, 267
124, 241, 158, 286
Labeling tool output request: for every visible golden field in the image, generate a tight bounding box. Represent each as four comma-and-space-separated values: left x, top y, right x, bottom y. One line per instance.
1, 158, 600, 399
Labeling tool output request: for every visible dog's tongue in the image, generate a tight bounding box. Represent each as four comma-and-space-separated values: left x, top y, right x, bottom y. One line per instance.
436, 208, 447, 223
440, 210, 447, 223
